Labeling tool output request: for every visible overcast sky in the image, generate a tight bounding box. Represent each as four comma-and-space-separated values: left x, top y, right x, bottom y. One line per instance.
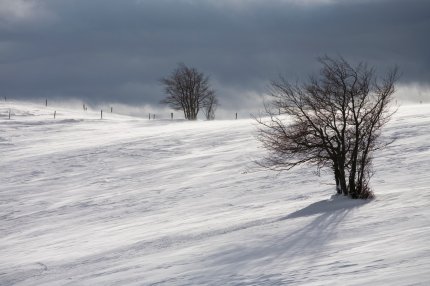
0, 0, 429, 113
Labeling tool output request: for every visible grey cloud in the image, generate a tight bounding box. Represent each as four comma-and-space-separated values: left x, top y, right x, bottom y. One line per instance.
0, 0, 428, 109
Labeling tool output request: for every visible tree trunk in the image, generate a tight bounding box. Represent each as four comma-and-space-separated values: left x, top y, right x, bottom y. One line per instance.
333, 164, 342, 194
336, 158, 348, 196
333, 157, 348, 195
339, 169, 348, 196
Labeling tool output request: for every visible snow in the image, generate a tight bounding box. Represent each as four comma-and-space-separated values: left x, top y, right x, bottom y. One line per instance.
1, 100, 429, 285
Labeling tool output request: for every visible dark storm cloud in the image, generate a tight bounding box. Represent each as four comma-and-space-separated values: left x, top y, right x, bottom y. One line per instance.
0, 0, 428, 109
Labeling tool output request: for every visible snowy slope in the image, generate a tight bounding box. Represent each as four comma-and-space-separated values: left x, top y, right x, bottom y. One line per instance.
1, 100, 429, 285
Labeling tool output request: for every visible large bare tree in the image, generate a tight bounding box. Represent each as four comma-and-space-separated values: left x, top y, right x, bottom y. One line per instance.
160, 63, 216, 120
257, 56, 398, 199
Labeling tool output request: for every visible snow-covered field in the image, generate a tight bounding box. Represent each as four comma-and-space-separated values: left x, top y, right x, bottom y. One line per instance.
1, 101, 429, 285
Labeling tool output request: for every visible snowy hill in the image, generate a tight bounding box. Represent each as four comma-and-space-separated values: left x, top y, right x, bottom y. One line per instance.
1, 100, 429, 285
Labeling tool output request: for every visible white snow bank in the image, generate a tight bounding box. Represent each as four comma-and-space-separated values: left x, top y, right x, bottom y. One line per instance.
1, 100, 429, 285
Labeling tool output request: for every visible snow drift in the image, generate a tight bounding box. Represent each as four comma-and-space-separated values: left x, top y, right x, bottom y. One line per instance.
1, 101, 429, 285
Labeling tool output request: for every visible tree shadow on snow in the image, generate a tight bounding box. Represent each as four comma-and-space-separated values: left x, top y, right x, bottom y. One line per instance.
281, 196, 369, 220
198, 197, 369, 285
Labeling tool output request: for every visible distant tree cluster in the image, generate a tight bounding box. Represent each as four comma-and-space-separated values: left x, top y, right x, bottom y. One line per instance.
160, 63, 218, 120
257, 56, 398, 199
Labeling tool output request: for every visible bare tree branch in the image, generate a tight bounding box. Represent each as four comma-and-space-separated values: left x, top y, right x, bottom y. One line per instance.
257, 56, 398, 199
160, 63, 217, 120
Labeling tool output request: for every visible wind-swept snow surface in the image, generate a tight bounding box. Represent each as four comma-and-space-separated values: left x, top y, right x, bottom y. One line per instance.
1, 101, 429, 285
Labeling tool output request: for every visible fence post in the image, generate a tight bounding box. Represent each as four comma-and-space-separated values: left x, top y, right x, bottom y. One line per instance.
171, 113, 173, 120
45, 99, 48, 107
54, 111, 56, 119
153, 114, 155, 120
111, 107, 113, 113
101, 110, 103, 119
235, 112, 237, 120
149, 113, 151, 120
